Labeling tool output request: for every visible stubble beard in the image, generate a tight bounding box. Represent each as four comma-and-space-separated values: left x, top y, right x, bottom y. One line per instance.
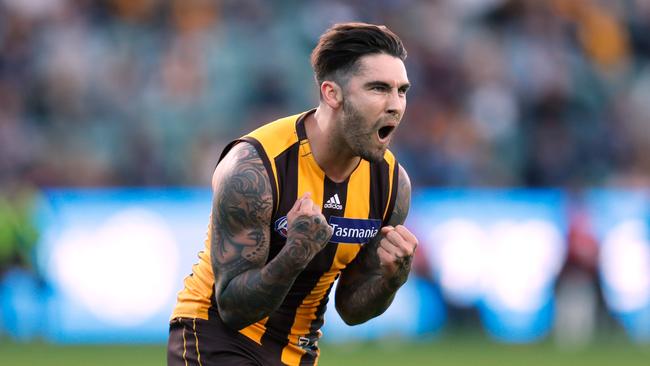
340, 98, 386, 163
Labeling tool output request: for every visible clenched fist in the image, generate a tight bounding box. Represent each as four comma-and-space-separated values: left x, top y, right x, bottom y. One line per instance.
285, 193, 333, 266
377, 225, 418, 286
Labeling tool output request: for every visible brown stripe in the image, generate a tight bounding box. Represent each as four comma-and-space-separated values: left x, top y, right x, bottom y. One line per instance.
260, 260, 336, 358
369, 159, 390, 221
297, 175, 349, 338
298, 351, 318, 365
182, 320, 189, 366
265, 142, 300, 262
184, 319, 197, 365
273, 142, 300, 218
192, 318, 203, 366
383, 162, 399, 225
258, 140, 302, 356
284, 176, 350, 365
295, 109, 314, 141
261, 174, 341, 360
297, 280, 335, 366
321, 175, 348, 220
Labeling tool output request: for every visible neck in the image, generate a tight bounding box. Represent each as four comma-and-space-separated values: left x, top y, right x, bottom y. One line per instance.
306, 107, 361, 183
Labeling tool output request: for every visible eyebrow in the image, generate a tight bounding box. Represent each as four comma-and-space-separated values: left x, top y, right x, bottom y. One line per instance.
364, 80, 411, 91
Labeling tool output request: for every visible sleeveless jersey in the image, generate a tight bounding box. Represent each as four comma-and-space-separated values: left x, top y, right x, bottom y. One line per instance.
171, 109, 399, 365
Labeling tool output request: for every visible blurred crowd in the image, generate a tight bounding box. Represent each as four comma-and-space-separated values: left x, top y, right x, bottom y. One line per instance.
1, 0, 650, 269
1, 0, 649, 190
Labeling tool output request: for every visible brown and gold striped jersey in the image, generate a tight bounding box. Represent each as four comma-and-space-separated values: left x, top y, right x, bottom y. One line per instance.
171, 109, 399, 365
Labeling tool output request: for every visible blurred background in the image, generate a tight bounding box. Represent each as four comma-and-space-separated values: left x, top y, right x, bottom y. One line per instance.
1, 0, 649, 365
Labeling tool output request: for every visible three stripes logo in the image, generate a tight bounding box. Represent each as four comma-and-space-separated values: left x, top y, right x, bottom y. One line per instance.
323, 193, 343, 210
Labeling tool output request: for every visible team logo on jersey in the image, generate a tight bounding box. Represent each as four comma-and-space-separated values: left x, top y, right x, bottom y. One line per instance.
274, 216, 288, 238
323, 193, 343, 210
273, 215, 381, 244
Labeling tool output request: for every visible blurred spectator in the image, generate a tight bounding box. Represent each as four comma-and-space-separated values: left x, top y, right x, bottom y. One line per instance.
554, 197, 601, 348
0, 0, 647, 189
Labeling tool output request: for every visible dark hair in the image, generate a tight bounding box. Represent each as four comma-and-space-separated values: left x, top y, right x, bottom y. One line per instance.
310, 22, 407, 85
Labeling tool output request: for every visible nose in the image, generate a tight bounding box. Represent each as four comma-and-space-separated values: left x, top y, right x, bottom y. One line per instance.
386, 90, 404, 119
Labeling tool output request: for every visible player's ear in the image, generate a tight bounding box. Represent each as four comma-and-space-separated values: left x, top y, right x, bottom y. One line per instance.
321, 81, 343, 109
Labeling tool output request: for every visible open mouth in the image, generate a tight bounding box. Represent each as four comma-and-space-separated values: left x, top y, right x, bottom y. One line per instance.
378, 125, 396, 141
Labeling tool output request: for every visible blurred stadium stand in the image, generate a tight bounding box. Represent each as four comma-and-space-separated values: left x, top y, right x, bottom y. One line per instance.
0, 0, 649, 347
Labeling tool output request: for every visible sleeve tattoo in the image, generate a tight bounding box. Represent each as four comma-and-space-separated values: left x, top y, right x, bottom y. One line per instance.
211, 142, 328, 330
334, 165, 412, 325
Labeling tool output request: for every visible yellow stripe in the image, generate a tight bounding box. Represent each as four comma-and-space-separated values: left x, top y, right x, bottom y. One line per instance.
279, 138, 327, 365
193, 319, 202, 366
331, 160, 368, 268
247, 113, 302, 210
280, 271, 339, 365
238, 317, 268, 345
247, 113, 301, 160
281, 160, 371, 365
171, 221, 213, 321
382, 151, 397, 221
297, 139, 324, 206
182, 321, 188, 366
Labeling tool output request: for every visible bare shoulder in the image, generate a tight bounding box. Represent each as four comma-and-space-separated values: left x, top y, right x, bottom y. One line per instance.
212, 142, 272, 200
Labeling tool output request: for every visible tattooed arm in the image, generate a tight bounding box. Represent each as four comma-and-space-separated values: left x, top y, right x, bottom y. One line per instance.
211, 142, 332, 330
335, 165, 418, 325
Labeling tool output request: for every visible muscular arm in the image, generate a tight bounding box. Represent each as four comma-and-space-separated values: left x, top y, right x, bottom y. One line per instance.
335, 165, 414, 325
211, 142, 330, 330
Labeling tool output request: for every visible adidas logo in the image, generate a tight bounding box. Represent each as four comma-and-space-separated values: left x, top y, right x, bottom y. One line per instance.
323, 193, 343, 210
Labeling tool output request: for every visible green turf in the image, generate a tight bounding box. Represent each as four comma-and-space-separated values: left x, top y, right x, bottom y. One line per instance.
1, 336, 648, 366
318, 337, 650, 366
0, 341, 165, 366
